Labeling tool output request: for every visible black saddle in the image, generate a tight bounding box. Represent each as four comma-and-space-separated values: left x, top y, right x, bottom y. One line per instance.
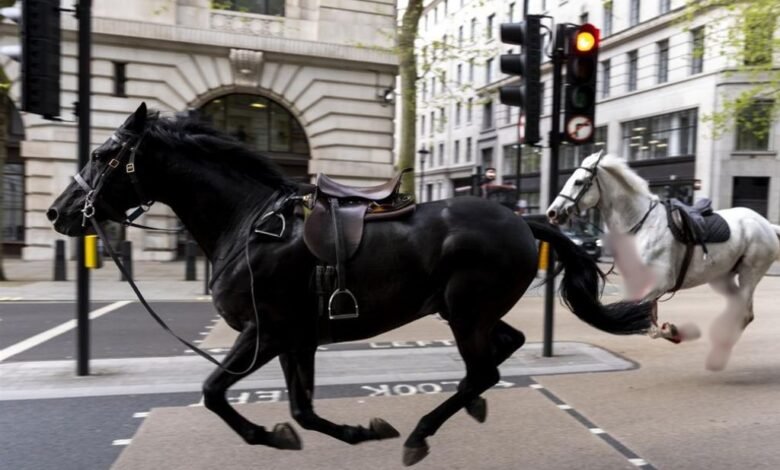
302, 169, 415, 319
663, 198, 730, 247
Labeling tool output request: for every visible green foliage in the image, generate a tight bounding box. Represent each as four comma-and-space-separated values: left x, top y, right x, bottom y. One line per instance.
686, 0, 780, 139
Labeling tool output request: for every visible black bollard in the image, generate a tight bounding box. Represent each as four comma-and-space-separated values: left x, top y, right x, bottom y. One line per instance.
185, 241, 197, 281
203, 258, 211, 295
119, 240, 133, 281
53, 240, 67, 281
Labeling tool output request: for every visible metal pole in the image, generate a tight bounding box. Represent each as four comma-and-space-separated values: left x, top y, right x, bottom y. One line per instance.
76, 0, 92, 376
543, 24, 566, 358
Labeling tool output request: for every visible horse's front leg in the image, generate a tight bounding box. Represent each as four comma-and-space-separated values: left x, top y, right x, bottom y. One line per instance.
202, 326, 301, 450
279, 348, 400, 445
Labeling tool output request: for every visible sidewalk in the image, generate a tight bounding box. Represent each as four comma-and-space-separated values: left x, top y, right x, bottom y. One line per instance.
0, 258, 210, 301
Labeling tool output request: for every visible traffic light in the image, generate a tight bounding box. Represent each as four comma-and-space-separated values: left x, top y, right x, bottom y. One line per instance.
0, 0, 61, 119
499, 15, 543, 145
563, 23, 599, 144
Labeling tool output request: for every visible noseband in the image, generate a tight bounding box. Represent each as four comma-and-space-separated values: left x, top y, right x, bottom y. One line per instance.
74, 131, 156, 228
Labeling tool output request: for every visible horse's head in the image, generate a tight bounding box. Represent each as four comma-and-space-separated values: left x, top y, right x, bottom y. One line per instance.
48, 102, 152, 236
546, 151, 605, 225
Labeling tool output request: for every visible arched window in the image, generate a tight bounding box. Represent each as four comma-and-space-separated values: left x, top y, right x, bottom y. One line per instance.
199, 94, 310, 181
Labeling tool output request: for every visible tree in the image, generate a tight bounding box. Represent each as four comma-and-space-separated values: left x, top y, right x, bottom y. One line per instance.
686, 0, 780, 141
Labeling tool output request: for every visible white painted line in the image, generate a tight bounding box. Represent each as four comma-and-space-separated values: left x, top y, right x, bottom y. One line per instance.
529, 384, 544, 389
199, 331, 208, 336
589, 428, 606, 434
193, 340, 202, 344
629, 459, 648, 467
132, 412, 149, 418
0, 300, 133, 363
557, 404, 572, 410
183, 349, 194, 354
112, 439, 132, 446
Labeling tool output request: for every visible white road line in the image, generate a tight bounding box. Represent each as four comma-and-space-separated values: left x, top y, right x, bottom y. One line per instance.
629, 459, 648, 467
112, 439, 132, 446
557, 404, 573, 410
589, 428, 606, 434
0, 300, 133, 363
529, 384, 544, 389
132, 412, 149, 418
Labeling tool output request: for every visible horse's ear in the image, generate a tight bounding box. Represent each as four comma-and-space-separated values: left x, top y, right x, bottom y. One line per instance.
124, 102, 147, 132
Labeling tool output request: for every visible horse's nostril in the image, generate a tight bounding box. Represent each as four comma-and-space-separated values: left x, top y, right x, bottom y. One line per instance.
547, 209, 557, 220
46, 208, 59, 222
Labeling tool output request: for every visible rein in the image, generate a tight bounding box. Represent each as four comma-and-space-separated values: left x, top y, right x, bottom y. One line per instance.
75, 130, 285, 375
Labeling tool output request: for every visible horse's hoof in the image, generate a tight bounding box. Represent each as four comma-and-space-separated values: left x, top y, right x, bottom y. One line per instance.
402, 442, 430, 467
271, 422, 302, 450
370, 417, 400, 440
466, 397, 487, 423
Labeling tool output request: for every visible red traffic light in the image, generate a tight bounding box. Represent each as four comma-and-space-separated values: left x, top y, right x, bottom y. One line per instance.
572, 23, 600, 55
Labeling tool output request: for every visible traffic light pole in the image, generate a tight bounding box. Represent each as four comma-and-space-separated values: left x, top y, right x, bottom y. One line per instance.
76, 0, 92, 376
543, 24, 567, 358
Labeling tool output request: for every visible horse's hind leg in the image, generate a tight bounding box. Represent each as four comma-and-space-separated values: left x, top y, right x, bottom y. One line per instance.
279, 348, 400, 445
463, 320, 525, 423
403, 323, 501, 466
706, 260, 770, 371
202, 326, 300, 449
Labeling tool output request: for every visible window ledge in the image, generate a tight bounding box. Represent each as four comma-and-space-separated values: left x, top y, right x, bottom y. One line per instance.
731, 150, 777, 157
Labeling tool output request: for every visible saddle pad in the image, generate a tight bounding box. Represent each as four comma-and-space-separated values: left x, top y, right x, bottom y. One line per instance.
700, 213, 730, 243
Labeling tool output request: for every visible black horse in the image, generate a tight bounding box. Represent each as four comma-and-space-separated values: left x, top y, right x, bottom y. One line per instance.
48, 103, 651, 466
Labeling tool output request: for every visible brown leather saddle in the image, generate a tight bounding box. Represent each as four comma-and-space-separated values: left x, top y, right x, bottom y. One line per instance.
303, 169, 415, 319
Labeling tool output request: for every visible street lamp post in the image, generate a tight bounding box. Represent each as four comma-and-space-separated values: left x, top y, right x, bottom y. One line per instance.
418, 147, 430, 202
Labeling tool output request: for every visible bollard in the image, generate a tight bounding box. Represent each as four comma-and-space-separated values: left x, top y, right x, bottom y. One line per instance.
53, 240, 67, 281
185, 241, 197, 281
119, 240, 133, 281
84, 235, 100, 269
203, 258, 211, 295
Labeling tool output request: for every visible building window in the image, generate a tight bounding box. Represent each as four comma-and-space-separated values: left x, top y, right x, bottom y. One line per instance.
482, 100, 494, 130
466, 137, 473, 161
213, 0, 285, 16
657, 39, 669, 84
455, 102, 462, 126
467, 98, 473, 123
508, 2, 515, 22
521, 145, 541, 173
458, 26, 464, 47
736, 100, 773, 151
456, 63, 463, 85
601, 59, 611, 98
438, 142, 445, 166
487, 14, 495, 39
430, 111, 435, 136
485, 58, 493, 84
469, 59, 475, 82
420, 115, 425, 136
630, 0, 640, 26
470, 17, 476, 41
421, 80, 427, 101
603, 1, 613, 36
113, 62, 127, 97
744, 11, 774, 66
440, 72, 447, 94
690, 27, 704, 75
622, 108, 698, 161
560, 126, 608, 169
732, 177, 769, 217
444, 0, 448, 16
627, 50, 638, 91
454, 139, 461, 163
502, 144, 519, 176
431, 76, 436, 96
481, 147, 494, 169
659, 0, 670, 14
439, 107, 446, 132
2, 162, 24, 244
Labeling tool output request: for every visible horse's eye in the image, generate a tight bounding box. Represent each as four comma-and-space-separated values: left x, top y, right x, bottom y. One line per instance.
573, 180, 583, 186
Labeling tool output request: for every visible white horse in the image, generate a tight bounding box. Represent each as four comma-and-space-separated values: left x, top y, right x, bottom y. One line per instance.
546, 152, 780, 371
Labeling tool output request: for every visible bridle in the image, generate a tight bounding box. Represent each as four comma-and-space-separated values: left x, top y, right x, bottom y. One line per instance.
556, 151, 606, 216
556, 151, 658, 235
73, 130, 173, 231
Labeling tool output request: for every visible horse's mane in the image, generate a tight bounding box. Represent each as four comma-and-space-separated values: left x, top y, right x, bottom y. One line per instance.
592, 153, 653, 197
144, 112, 297, 191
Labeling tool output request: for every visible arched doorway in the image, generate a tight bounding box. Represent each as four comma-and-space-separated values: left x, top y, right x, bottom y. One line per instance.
2, 99, 25, 257
198, 94, 311, 181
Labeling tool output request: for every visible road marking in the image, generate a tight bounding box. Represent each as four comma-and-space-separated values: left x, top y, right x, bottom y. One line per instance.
531, 380, 656, 470
112, 439, 132, 446
0, 300, 133, 363
132, 412, 149, 418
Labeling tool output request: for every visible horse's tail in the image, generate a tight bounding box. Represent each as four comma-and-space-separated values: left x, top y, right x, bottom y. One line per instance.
526, 220, 653, 335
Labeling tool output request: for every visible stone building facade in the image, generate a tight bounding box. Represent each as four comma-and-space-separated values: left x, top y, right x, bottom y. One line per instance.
0, 0, 397, 260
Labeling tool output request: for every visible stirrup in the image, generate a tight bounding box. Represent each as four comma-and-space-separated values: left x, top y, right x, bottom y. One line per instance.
328, 288, 359, 320
254, 212, 286, 238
